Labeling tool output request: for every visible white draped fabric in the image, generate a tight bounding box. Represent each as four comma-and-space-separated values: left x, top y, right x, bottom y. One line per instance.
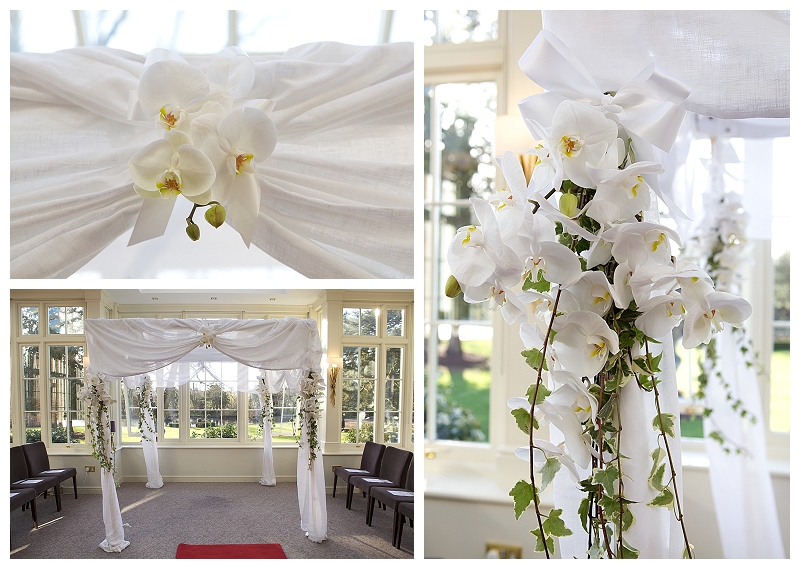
84, 317, 325, 551
538, 10, 789, 558
140, 407, 163, 489
11, 41, 413, 279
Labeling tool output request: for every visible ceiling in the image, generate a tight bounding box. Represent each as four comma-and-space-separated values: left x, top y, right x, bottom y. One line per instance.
104, 289, 325, 306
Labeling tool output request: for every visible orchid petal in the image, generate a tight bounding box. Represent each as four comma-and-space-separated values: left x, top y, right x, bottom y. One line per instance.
138, 60, 210, 116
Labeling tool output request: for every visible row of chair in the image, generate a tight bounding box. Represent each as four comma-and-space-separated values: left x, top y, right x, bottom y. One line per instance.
332, 441, 414, 549
11, 442, 79, 528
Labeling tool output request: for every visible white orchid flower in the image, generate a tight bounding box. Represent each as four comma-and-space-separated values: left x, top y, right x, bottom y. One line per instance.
682, 291, 752, 349
137, 59, 215, 131
129, 129, 216, 204
563, 271, 615, 316
449, 197, 522, 288
629, 260, 713, 307
526, 240, 583, 288
586, 161, 664, 225
548, 370, 598, 424
635, 293, 685, 339
603, 221, 682, 270
537, 400, 592, 469
583, 237, 614, 269
464, 279, 527, 325
547, 100, 619, 189
514, 440, 581, 483
612, 261, 635, 309
493, 151, 536, 240
552, 310, 620, 378
201, 107, 278, 246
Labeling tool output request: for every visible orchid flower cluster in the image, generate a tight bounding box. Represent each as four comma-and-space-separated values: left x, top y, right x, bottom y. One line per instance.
686, 140, 758, 453
256, 372, 274, 431
296, 372, 325, 469
127, 47, 277, 247
77, 371, 117, 472
446, 35, 752, 557
135, 376, 157, 443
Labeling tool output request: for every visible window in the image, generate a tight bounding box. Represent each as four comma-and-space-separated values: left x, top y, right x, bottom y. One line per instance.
189, 366, 238, 439
47, 306, 85, 335
48, 345, 86, 445
425, 21, 499, 443
340, 305, 409, 445
21, 346, 41, 443
269, 386, 299, 442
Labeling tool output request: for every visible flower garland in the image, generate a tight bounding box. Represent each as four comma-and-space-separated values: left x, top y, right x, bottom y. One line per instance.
686, 141, 759, 453
446, 31, 752, 558
136, 376, 157, 443
256, 372, 273, 434
127, 47, 277, 247
296, 371, 324, 469
77, 371, 117, 473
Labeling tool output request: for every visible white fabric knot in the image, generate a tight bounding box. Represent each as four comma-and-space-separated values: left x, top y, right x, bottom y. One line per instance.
199, 327, 215, 348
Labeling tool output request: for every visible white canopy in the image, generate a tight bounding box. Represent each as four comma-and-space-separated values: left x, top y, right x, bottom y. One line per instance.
84, 317, 326, 551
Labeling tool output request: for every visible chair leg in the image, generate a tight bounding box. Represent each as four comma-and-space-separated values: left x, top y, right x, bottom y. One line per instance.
396, 514, 405, 549
366, 495, 375, 526
392, 509, 400, 547
55, 484, 62, 512
30, 498, 38, 529
73, 475, 78, 499
346, 484, 353, 509
332, 474, 338, 498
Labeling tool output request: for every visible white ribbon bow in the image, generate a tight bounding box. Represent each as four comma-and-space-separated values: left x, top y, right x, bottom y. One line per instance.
199, 327, 215, 348
518, 30, 691, 153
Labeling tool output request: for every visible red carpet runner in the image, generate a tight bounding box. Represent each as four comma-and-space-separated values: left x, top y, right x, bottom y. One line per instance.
175, 543, 287, 559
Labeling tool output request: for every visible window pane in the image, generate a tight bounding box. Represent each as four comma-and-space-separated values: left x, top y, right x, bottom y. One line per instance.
48, 307, 65, 334
21, 306, 38, 335
360, 309, 377, 336
771, 251, 790, 432
424, 10, 498, 46
48, 306, 84, 334
66, 307, 85, 334
428, 324, 491, 442
343, 309, 360, 336
189, 377, 236, 439
341, 345, 377, 443
271, 388, 297, 441
49, 345, 85, 445
387, 309, 404, 336
386, 347, 403, 380
22, 346, 41, 443
163, 387, 179, 439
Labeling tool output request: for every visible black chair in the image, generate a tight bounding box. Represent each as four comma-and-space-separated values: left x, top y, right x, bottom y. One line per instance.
23, 441, 78, 500
11, 487, 38, 529
10, 445, 61, 512
333, 441, 385, 499
396, 501, 414, 549
368, 456, 414, 533
347, 446, 412, 510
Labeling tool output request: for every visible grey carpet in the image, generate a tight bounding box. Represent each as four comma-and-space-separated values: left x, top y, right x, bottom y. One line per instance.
10, 482, 413, 559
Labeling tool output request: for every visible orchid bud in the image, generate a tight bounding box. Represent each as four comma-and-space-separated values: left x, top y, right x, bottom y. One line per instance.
205, 204, 226, 228
186, 221, 201, 241
445, 275, 462, 298
559, 193, 578, 217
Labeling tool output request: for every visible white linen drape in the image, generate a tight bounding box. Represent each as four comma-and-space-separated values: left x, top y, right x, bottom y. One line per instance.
141, 407, 163, 489
84, 317, 325, 549
11, 41, 413, 279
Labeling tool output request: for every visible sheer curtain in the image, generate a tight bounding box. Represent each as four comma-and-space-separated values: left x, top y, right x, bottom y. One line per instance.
538, 10, 789, 558
11, 42, 413, 279
84, 317, 326, 551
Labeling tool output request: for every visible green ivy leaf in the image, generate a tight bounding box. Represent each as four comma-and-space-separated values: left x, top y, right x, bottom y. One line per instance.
578, 496, 592, 532
538, 456, 561, 492
521, 348, 549, 372
543, 508, 573, 537
588, 541, 605, 559
683, 544, 695, 559
647, 352, 663, 374
621, 505, 635, 532
531, 528, 555, 555
647, 486, 674, 509
649, 447, 666, 479
708, 431, 726, 446
511, 407, 532, 435
652, 412, 677, 438
526, 381, 551, 406
510, 480, 533, 520
648, 463, 666, 491
592, 464, 619, 496
522, 269, 552, 293
619, 538, 640, 559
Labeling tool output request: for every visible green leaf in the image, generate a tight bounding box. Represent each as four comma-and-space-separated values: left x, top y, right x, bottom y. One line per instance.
543, 508, 573, 537
647, 352, 663, 374
621, 506, 635, 532
578, 496, 592, 532
708, 430, 726, 446
619, 538, 640, 559
647, 486, 674, 509
525, 381, 551, 406
588, 541, 605, 559
511, 407, 532, 435
531, 528, 555, 555
683, 543, 695, 559
521, 348, 549, 372
592, 464, 619, 496
648, 463, 666, 491
531, 271, 552, 293
652, 412, 676, 438
649, 447, 666, 479
509, 480, 533, 520
538, 457, 561, 492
